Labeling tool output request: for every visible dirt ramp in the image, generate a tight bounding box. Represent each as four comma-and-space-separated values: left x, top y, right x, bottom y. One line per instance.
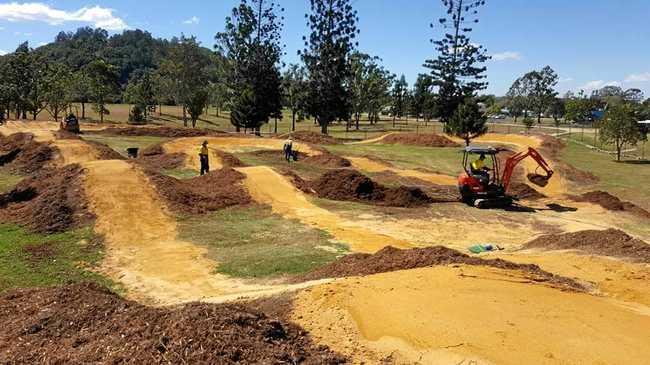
280, 130, 343, 145
524, 229, 650, 262
570, 191, 650, 219
312, 169, 432, 207
0, 133, 54, 174
145, 168, 251, 214
509, 182, 546, 200
0, 165, 93, 233
0, 282, 345, 364
294, 245, 584, 291
99, 126, 225, 138
380, 132, 460, 147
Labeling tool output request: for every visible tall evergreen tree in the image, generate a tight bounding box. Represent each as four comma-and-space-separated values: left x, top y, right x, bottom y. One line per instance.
301, 0, 359, 134
216, 0, 284, 133
448, 97, 487, 146
425, 0, 490, 124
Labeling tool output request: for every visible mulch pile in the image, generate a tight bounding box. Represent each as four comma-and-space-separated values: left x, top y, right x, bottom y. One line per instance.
303, 150, 351, 168
135, 144, 186, 171
281, 131, 342, 145
381, 133, 460, 147
509, 182, 546, 200
372, 171, 459, 203
524, 229, 650, 263
0, 165, 93, 233
98, 126, 225, 138
0, 133, 54, 174
280, 169, 314, 194
0, 282, 346, 364
311, 169, 433, 207
145, 168, 251, 214
214, 149, 247, 168
570, 191, 650, 219
293, 245, 585, 292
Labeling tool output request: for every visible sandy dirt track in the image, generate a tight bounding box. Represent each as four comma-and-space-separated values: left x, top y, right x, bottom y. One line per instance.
163, 136, 319, 170
238, 165, 412, 253
346, 156, 457, 185
292, 264, 650, 365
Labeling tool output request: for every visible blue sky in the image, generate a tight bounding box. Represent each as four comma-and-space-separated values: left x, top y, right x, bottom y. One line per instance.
1, 0, 649, 97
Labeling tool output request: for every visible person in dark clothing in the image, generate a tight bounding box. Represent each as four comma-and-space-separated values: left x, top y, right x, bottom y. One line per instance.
199, 140, 210, 175
283, 137, 294, 162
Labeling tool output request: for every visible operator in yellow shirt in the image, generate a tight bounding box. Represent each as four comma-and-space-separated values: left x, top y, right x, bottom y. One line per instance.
471, 153, 490, 186
199, 140, 210, 175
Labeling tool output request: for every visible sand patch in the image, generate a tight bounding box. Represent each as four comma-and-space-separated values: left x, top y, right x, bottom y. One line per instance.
292, 265, 650, 364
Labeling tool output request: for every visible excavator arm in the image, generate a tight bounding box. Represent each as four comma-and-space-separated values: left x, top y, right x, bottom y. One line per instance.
501, 147, 554, 192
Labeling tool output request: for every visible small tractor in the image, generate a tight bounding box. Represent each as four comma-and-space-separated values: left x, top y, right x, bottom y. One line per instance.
60, 113, 80, 134
458, 146, 554, 208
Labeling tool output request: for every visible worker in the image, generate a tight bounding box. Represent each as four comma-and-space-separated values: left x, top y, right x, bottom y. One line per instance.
0, 110, 5, 125
283, 137, 293, 162
471, 153, 490, 186
199, 140, 210, 175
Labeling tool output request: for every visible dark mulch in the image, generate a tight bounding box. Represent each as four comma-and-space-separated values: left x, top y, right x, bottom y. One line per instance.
292, 245, 585, 292
98, 126, 225, 138
303, 151, 351, 168
311, 169, 433, 208
134, 143, 186, 171
0, 165, 93, 233
509, 182, 546, 200
145, 168, 251, 214
280, 168, 315, 194
524, 229, 650, 263
280, 131, 343, 145
569, 191, 650, 219
0, 133, 54, 174
380, 133, 460, 147
0, 283, 346, 364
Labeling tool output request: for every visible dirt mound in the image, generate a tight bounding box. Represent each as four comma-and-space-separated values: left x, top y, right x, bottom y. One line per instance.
0, 165, 93, 233
214, 149, 247, 168
303, 151, 351, 167
280, 168, 314, 194
312, 169, 433, 207
381, 133, 460, 147
54, 130, 125, 160
134, 143, 186, 170
282, 131, 342, 145
570, 191, 650, 219
371, 171, 459, 203
99, 126, 225, 138
145, 168, 251, 214
0, 133, 54, 174
294, 246, 584, 292
510, 182, 546, 200
524, 229, 650, 262
0, 282, 345, 364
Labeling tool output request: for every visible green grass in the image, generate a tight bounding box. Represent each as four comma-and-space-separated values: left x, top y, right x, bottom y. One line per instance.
177, 205, 348, 279
0, 168, 22, 193
561, 140, 650, 209
81, 134, 170, 157
326, 143, 463, 176
236, 151, 328, 180
0, 224, 114, 293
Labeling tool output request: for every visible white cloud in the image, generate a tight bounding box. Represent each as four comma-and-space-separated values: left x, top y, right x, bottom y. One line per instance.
625, 72, 650, 83
0, 2, 128, 30
491, 51, 521, 61
559, 77, 573, 83
183, 16, 199, 25
580, 80, 621, 91
0, 49, 6, 55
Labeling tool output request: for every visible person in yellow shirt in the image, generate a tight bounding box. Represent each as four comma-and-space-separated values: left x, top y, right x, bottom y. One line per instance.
471, 153, 490, 186
199, 140, 209, 175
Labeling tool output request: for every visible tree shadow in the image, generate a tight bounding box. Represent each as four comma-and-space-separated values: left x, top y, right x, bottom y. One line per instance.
618, 160, 650, 165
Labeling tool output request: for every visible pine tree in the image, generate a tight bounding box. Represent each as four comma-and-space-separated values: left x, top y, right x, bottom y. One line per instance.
425, 0, 490, 124
448, 98, 487, 145
301, 0, 359, 134
216, 0, 284, 133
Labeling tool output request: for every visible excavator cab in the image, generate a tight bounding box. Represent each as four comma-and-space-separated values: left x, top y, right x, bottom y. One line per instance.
458, 145, 554, 209
458, 147, 511, 208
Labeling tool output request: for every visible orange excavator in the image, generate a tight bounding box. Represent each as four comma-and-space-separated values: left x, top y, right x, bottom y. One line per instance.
458, 146, 554, 208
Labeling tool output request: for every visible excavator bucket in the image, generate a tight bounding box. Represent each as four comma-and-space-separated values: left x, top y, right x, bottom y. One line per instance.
527, 173, 550, 187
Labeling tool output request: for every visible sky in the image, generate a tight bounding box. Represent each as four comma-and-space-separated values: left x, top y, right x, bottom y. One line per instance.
0, 0, 649, 97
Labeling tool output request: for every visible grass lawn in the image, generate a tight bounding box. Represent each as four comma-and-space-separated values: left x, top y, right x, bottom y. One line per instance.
177, 205, 348, 279
81, 134, 170, 157
0, 224, 114, 293
0, 168, 22, 193
561, 140, 650, 209
326, 143, 463, 176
